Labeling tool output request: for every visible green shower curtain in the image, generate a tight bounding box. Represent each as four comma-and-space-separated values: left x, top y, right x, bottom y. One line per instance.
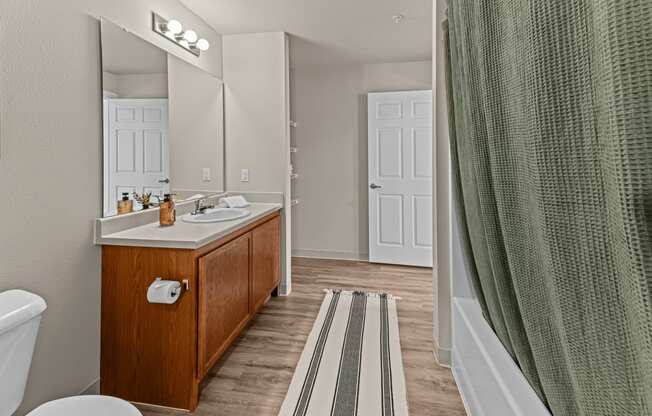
445, 1, 651, 415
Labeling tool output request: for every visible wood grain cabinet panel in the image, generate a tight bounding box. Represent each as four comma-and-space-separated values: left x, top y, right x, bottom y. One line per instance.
198, 233, 251, 378
251, 216, 281, 312
101, 246, 199, 410
101, 211, 280, 411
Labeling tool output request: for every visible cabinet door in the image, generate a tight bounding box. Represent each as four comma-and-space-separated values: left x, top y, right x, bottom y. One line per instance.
198, 233, 251, 378
251, 216, 281, 312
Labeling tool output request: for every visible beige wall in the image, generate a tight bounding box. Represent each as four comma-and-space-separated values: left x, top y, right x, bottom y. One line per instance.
103, 71, 120, 94
168, 55, 224, 193
432, 0, 452, 366
104, 72, 169, 98
290, 61, 432, 260
222, 32, 292, 294
0, 1, 221, 414
223, 32, 288, 193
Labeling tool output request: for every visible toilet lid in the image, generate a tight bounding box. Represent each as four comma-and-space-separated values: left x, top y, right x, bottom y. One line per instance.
27, 395, 142, 416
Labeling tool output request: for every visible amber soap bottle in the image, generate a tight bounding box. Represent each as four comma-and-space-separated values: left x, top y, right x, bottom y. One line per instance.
159, 194, 176, 226
116, 192, 133, 215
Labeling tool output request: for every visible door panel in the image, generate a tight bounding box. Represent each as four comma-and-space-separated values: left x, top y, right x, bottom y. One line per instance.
376, 101, 403, 119
251, 216, 281, 312
377, 128, 403, 178
198, 233, 251, 378
143, 130, 164, 173
413, 195, 433, 247
412, 100, 433, 119
412, 128, 433, 179
378, 194, 404, 246
368, 90, 433, 267
116, 130, 137, 172
143, 106, 164, 122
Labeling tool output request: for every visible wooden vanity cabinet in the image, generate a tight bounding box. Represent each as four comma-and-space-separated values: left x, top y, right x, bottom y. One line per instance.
101, 212, 281, 412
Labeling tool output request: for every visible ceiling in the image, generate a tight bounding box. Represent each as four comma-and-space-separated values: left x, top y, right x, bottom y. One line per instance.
179, 0, 432, 68
101, 19, 168, 74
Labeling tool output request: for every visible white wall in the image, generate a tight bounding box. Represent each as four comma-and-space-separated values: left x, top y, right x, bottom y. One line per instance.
168, 54, 224, 193
290, 61, 432, 260
0, 1, 221, 414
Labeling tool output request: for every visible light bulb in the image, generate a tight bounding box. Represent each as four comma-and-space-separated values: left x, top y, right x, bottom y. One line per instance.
183, 30, 198, 43
166, 19, 183, 35
179, 39, 190, 48
196, 38, 210, 51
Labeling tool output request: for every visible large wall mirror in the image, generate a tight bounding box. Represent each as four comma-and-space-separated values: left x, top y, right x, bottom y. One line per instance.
101, 18, 224, 217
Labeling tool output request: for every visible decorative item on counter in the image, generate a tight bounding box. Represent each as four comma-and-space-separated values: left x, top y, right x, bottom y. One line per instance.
116, 192, 133, 215
132, 192, 154, 210
159, 193, 176, 227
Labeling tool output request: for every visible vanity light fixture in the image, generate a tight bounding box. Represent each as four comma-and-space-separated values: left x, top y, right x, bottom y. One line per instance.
152, 13, 210, 57
166, 19, 183, 35
183, 30, 198, 43
196, 38, 210, 51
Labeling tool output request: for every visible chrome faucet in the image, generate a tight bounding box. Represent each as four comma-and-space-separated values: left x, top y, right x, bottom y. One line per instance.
191, 198, 214, 215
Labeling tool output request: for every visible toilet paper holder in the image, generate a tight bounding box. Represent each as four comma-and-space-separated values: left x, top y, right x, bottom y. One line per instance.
147, 277, 190, 304
151, 277, 190, 291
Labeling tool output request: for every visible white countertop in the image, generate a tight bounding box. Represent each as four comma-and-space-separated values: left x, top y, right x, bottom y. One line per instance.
96, 203, 281, 250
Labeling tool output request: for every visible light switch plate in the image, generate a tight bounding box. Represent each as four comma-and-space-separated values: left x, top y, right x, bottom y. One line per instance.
240, 169, 249, 182
202, 168, 211, 182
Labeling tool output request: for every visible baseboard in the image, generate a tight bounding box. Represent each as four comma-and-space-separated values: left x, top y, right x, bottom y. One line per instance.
432, 345, 452, 367
279, 279, 292, 296
130, 401, 191, 413
79, 378, 100, 395
292, 249, 369, 262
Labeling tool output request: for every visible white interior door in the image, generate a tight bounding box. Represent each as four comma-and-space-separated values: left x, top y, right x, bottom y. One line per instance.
104, 98, 169, 216
368, 90, 433, 267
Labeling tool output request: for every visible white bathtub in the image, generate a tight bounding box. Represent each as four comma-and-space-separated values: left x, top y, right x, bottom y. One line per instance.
452, 297, 550, 416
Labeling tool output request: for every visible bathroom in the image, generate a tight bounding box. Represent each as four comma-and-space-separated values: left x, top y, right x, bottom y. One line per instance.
0, 1, 650, 416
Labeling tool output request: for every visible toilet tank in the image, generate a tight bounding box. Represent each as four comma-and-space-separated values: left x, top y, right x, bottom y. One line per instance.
0, 290, 47, 416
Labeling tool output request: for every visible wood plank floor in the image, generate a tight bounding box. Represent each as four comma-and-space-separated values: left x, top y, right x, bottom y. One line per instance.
141, 258, 466, 416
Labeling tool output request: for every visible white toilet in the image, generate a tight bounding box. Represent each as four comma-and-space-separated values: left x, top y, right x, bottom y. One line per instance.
0, 289, 141, 416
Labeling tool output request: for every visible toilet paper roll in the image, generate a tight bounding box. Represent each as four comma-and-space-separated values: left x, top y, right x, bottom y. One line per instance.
147, 278, 181, 304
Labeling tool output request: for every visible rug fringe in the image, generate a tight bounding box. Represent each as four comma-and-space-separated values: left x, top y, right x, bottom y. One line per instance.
323, 288, 402, 300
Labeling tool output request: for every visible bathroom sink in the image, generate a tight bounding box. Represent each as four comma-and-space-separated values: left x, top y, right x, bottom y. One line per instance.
182, 208, 250, 224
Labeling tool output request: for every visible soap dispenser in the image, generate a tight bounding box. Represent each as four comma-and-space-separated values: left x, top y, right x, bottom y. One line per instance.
159, 194, 176, 226
117, 192, 133, 215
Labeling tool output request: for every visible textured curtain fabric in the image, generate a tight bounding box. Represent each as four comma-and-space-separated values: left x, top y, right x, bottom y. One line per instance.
445, 1, 652, 415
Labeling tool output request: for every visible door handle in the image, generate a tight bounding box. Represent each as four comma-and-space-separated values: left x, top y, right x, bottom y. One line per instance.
369, 183, 382, 190
158, 178, 170, 184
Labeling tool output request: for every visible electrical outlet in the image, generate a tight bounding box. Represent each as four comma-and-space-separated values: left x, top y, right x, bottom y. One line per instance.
240, 169, 249, 182
202, 168, 211, 182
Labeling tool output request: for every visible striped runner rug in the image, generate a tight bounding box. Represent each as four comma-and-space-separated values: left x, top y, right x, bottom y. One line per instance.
278, 289, 409, 416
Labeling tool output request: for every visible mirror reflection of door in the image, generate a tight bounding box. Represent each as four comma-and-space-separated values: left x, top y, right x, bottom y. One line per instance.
104, 98, 170, 216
